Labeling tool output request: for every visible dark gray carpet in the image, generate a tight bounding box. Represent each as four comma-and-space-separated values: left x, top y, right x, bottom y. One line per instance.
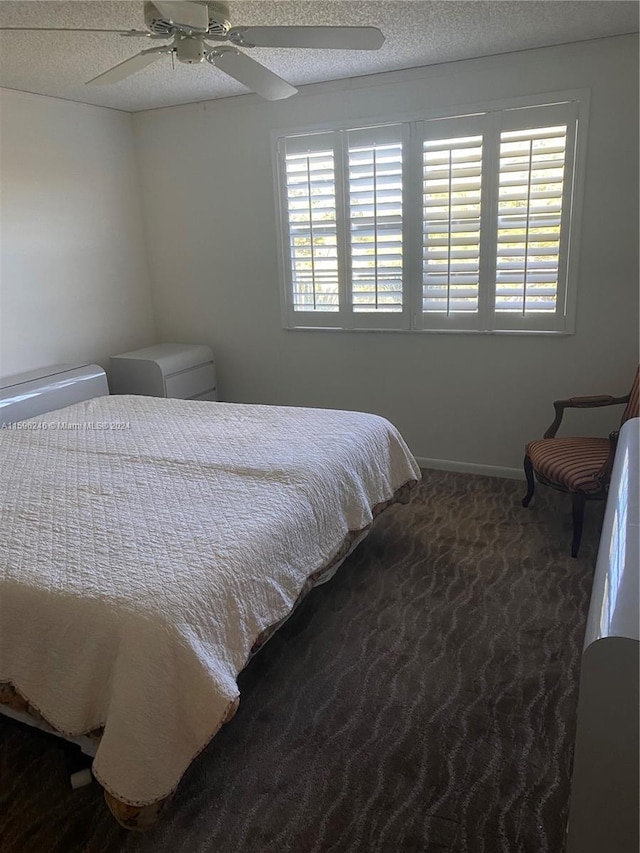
0, 470, 603, 853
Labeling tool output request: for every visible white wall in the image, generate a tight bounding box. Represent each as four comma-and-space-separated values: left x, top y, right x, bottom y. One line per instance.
0, 89, 156, 378
133, 35, 639, 474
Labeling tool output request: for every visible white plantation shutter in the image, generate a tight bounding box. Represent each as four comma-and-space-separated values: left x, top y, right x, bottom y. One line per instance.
275, 93, 584, 333
495, 125, 567, 314
489, 101, 579, 331
422, 134, 483, 314
283, 134, 339, 313
347, 126, 404, 314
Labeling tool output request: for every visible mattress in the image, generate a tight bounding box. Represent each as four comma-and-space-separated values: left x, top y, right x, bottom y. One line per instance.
0, 395, 420, 820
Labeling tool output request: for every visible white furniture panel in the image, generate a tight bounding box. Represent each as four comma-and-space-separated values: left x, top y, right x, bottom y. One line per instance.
567, 416, 639, 853
0, 364, 109, 427
109, 343, 217, 401
164, 363, 215, 400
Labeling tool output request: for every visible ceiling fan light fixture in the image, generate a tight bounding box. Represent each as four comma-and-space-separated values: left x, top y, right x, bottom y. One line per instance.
175, 35, 207, 64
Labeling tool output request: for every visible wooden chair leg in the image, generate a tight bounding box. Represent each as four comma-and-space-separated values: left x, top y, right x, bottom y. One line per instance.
522, 455, 535, 507
571, 492, 587, 558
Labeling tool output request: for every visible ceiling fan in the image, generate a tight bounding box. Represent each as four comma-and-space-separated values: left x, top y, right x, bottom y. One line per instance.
0, 1, 386, 100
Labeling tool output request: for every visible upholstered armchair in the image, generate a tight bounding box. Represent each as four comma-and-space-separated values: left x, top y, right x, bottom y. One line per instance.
522, 367, 639, 557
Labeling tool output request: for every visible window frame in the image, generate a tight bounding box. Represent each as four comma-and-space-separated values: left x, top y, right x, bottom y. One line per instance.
272, 89, 589, 335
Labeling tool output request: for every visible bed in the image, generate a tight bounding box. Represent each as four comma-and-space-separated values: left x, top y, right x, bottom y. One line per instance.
0, 363, 420, 828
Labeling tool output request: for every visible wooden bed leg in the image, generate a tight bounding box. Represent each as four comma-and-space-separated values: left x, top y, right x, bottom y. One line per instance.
104, 790, 173, 831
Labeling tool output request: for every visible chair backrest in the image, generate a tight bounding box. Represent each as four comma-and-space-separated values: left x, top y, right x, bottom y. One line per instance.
621, 366, 639, 425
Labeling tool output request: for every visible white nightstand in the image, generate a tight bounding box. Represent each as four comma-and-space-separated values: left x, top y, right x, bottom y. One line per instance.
109, 343, 218, 401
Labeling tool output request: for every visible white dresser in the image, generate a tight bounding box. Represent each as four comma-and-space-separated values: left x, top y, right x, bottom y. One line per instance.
109, 343, 217, 401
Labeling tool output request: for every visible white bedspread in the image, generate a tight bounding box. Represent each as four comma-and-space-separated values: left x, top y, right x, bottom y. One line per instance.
0, 395, 420, 806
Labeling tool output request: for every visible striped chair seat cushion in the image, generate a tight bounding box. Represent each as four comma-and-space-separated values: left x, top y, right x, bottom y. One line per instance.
526, 437, 611, 494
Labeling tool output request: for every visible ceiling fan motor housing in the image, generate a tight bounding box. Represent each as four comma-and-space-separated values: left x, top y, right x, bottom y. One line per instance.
144, 1, 231, 35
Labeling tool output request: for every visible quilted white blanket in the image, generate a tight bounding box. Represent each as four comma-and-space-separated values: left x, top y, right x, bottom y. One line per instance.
0, 395, 420, 808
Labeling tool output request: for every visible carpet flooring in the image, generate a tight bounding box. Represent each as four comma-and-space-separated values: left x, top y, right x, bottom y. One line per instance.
0, 470, 603, 853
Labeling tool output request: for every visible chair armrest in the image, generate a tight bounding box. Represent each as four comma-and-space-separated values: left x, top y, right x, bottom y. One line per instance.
567, 395, 628, 408
543, 395, 631, 438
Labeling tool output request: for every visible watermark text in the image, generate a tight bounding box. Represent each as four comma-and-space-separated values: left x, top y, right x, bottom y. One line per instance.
1, 421, 131, 431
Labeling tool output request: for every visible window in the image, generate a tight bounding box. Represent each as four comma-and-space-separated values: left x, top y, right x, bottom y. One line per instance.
274, 94, 586, 333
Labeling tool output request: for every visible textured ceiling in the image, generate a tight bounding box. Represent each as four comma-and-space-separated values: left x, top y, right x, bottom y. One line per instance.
0, 1, 638, 112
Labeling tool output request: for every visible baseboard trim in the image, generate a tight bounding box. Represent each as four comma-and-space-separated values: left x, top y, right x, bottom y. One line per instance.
414, 456, 525, 481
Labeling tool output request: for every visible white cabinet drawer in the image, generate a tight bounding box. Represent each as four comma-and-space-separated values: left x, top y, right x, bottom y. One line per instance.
164, 363, 216, 399
110, 344, 218, 400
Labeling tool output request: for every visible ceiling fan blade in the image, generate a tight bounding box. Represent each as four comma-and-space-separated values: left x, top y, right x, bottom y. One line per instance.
152, 2, 209, 31
228, 26, 385, 50
86, 48, 168, 86
206, 48, 297, 101
0, 27, 151, 34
